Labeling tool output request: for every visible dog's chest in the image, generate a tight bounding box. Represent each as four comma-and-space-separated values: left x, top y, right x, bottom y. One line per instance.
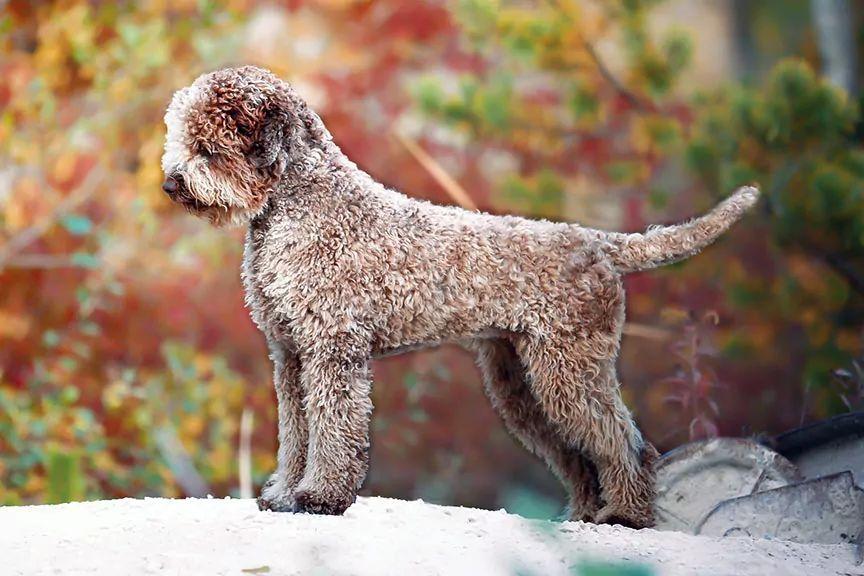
242, 223, 299, 343
241, 212, 328, 343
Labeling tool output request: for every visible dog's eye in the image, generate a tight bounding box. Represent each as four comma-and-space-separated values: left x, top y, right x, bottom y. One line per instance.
196, 143, 214, 158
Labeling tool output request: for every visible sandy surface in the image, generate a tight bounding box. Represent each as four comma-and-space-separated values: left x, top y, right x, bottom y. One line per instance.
2, 496, 860, 576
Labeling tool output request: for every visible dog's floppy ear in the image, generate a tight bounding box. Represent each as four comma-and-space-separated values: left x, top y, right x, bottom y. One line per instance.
251, 107, 287, 173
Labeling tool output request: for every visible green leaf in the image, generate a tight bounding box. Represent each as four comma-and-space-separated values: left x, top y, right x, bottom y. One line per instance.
71, 252, 100, 269
414, 77, 445, 113
46, 450, 85, 504
569, 85, 600, 120
61, 214, 93, 236
60, 386, 80, 405
42, 330, 61, 348
663, 30, 692, 74
648, 187, 669, 209
605, 161, 641, 185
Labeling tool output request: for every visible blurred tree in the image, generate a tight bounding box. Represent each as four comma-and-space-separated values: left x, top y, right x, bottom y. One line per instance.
0, 0, 547, 510
412, 0, 693, 217
2, 0, 862, 512
0, 1, 274, 503
685, 59, 864, 416
811, 0, 857, 95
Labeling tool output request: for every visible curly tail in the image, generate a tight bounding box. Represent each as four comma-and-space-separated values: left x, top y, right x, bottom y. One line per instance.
602, 186, 760, 273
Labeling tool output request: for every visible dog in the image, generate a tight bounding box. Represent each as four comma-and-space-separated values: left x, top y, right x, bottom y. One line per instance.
161, 65, 758, 528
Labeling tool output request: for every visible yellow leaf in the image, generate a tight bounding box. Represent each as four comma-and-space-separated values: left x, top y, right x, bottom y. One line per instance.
52, 152, 79, 187
837, 329, 861, 352
183, 415, 205, 438
0, 311, 31, 340
193, 356, 214, 379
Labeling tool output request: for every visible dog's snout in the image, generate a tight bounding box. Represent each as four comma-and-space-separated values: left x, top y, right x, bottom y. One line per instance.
162, 175, 181, 195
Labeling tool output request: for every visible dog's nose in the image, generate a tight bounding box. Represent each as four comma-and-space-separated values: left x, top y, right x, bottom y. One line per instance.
162, 175, 180, 195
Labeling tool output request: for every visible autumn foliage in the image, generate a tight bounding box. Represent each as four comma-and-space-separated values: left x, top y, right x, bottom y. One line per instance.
1, 1, 861, 514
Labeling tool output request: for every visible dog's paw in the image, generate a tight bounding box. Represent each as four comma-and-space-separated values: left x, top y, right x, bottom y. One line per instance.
564, 502, 598, 523
594, 504, 654, 529
290, 488, 353, 516
257, 473, 295, 512
257, 493, 295, 512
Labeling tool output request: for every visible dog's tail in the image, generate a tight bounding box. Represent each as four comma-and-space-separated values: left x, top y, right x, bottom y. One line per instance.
600, 186, 759, 273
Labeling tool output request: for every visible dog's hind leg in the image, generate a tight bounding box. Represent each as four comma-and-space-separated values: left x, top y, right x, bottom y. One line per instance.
515, 337, 657, 529
474, 338, 601, 522
258, 345, 308, 512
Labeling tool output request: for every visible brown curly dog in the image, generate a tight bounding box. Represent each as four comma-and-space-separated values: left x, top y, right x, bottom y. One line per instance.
161, 66, 759, 528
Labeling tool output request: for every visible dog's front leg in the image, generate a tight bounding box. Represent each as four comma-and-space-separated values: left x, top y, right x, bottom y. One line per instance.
258, 346, 308, 512
291, 352, 373, 515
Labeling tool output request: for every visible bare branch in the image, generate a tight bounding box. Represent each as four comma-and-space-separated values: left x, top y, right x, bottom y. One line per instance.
821, 251, 864, 296
0, 167, 105, 272
391, 129, 479, 211
623, 322, 672, 340
238, 407, 254, 499
546, 0, 651, 112
2, 255, 93, 270
578, 36, 649, 111
154, 426, 211, 498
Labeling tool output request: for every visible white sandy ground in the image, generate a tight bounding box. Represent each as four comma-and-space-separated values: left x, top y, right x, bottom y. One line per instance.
1, 496, 860, 576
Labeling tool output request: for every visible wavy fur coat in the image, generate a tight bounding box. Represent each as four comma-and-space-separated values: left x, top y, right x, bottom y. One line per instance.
161, 65, 759, 528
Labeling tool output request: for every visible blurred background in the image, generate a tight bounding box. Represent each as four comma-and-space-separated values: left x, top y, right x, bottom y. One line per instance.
1, 0, 863, 518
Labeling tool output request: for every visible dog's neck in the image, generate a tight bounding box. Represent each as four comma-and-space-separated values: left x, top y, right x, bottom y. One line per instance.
251, 140, 366, 231
248, 97, 376, 231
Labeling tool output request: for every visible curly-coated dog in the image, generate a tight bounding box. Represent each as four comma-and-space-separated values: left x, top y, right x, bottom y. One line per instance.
161, 66, 759, 528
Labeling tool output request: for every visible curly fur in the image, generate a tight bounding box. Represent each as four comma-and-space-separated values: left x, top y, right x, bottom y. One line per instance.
161, 66, 759, 528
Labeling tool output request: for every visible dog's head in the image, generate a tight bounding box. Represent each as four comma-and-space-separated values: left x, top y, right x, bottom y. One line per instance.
161, 66, 321, 226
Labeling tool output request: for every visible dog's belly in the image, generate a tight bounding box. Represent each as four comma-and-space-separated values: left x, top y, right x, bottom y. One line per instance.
368, 279, 514, 356
370, 328, 505, 359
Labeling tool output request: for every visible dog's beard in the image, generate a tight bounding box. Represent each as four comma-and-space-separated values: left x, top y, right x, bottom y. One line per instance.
175, 161, 263, 227
174, 193, 255, 228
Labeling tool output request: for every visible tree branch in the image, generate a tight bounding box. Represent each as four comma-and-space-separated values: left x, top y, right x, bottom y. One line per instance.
0, 167, 104, 273
2, 255, 92, 270
391, 129, 479, 211
821, 251, 864, 296
546, 0, 651, 112
578, 35, 649, 111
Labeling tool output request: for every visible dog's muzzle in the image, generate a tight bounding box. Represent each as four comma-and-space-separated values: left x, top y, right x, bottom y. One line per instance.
162, 174, 183, 197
